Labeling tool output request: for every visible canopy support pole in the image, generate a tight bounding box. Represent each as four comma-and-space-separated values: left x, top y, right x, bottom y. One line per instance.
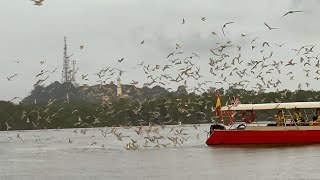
303, 109, 309, 122
282, 109, 286, 127
287, 109, 299, 130
227, 111, 236, 130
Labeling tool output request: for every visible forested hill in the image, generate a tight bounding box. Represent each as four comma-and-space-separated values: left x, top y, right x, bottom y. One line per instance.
1, 87, 320, 131
21, 81, 188, 105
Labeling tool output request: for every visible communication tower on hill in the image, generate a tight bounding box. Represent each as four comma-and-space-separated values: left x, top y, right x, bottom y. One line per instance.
61, 36, 70, 83
61, 36, 78, 87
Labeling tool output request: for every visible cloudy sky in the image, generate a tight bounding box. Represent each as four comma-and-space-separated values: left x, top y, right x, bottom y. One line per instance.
1, 0, 320, 102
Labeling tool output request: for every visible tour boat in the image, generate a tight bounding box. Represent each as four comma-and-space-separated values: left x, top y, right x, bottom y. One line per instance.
206, 101, 320, 145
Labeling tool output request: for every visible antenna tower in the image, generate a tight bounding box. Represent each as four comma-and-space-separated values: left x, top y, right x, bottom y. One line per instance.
61, 36, 70, 83
71, 60, 77, 82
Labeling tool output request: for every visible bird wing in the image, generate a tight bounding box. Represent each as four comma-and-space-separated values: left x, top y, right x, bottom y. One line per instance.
264, 22, 271, 29
167, 53, 173, 58
262, 42, 270, 47
282, 12, 290, 17
251, 37, 258, 44
222, 27, 225, 36
225, 22, 234, 26
222, 22, 234, 36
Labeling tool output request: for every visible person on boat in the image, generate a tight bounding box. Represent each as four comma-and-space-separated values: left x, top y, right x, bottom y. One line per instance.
276, 110, 285, 126
312, 108, 320, 125
293, 108, 305, 125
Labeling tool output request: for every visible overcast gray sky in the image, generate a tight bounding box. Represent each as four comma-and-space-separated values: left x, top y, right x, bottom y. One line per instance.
1, 0, 320, 102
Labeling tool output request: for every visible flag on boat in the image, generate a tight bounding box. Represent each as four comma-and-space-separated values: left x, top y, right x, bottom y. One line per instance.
215, 91, 221, 117
233, 97, 240, 107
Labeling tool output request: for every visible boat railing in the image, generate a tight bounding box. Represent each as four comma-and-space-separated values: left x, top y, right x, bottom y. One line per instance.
219, 108, 318, 129
273, 114, 297, 124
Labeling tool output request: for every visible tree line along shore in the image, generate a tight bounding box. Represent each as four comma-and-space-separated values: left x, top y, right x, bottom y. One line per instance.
1, 88, 319, 131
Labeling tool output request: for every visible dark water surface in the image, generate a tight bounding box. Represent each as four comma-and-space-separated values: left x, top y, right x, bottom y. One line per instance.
1, 125, 319, 180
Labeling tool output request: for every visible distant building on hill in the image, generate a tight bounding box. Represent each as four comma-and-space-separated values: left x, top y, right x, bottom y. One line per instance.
117, 77, 122, 96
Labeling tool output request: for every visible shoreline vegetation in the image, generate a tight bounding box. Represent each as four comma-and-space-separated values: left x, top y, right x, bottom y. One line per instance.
1, 83, 319, 131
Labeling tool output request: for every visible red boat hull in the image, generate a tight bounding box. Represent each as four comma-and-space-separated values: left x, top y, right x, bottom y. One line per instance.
206, 129, 320, 145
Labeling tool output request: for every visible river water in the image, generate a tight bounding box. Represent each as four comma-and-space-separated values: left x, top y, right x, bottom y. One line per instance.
0, 124, 319, 180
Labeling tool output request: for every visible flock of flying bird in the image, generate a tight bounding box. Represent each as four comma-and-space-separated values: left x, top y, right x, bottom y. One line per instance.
133, 10, 318, 97
17, 2, 313, 99
5, 3, 320, 149
3, 123, 205, 151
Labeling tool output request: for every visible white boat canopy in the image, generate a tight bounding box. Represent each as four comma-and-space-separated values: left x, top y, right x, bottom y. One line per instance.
220, 102, 320, 111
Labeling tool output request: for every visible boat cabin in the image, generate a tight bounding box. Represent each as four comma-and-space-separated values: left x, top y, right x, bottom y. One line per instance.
216, 102, 320, 129
206, 102, 320, 145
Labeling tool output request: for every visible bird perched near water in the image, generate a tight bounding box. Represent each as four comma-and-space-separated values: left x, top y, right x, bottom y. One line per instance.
182, 18, 185, 24
80, 45, 84, 50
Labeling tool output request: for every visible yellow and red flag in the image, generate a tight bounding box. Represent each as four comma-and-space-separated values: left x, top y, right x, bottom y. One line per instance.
215, 91, 221, 117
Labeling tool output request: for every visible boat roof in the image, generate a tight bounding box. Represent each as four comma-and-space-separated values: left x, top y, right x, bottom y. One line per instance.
220, 102, 320, 111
